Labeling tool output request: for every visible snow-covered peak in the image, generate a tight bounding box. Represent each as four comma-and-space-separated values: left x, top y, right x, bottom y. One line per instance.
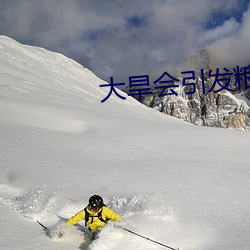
0, 35, 173, 134
0, 35, 120, 103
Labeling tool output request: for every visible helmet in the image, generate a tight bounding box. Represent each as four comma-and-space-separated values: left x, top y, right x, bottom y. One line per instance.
89, 195, 104, 211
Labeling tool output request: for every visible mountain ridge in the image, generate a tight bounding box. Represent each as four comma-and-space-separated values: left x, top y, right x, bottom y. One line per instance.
124, 48, 250, 130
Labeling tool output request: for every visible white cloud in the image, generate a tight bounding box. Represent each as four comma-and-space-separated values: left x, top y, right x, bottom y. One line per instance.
208, 4, 250, 69
201, 18, 240, 45
0, 0, 248, 83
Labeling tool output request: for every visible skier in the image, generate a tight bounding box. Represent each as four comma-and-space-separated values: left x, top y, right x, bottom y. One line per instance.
66, 194, 121, 239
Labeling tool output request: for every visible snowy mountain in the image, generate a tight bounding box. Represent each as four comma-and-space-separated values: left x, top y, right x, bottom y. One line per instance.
125, 49, 250, 130
0, 36, 250, 250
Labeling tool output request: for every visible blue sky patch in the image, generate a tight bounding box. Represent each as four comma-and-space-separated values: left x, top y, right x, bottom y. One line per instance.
126, 15, 147, 28
206, 1, 249, 29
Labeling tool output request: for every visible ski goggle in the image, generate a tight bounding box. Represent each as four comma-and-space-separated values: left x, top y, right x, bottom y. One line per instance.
90, 204, 101, 211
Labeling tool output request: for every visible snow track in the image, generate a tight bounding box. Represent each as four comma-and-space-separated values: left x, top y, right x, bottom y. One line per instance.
0, 181, 210, 250
0, 182, 65, 221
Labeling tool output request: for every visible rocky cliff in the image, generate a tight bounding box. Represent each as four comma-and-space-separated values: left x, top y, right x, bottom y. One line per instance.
124, 49, 250, 130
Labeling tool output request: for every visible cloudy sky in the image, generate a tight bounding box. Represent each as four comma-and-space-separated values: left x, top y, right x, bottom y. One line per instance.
0, 0, 249, 85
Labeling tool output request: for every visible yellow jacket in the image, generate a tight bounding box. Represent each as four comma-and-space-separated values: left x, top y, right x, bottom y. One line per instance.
67, 206, 121, 233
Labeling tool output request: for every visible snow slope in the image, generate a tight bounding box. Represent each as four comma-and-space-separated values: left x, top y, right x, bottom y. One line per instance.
0, 36, 249, 250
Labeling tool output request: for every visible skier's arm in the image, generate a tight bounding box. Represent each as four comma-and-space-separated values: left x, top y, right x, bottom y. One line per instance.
67, 209, 85, 225
104, 207, 122, 222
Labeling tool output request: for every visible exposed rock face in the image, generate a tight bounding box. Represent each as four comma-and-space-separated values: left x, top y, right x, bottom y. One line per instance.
124, 49, 250, 130
140, 78, 250, 129
243, 87, 250, 101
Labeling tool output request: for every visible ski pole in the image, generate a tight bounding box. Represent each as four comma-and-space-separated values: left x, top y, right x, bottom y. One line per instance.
122, 227, 180, 250
37, 220, 48, 231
